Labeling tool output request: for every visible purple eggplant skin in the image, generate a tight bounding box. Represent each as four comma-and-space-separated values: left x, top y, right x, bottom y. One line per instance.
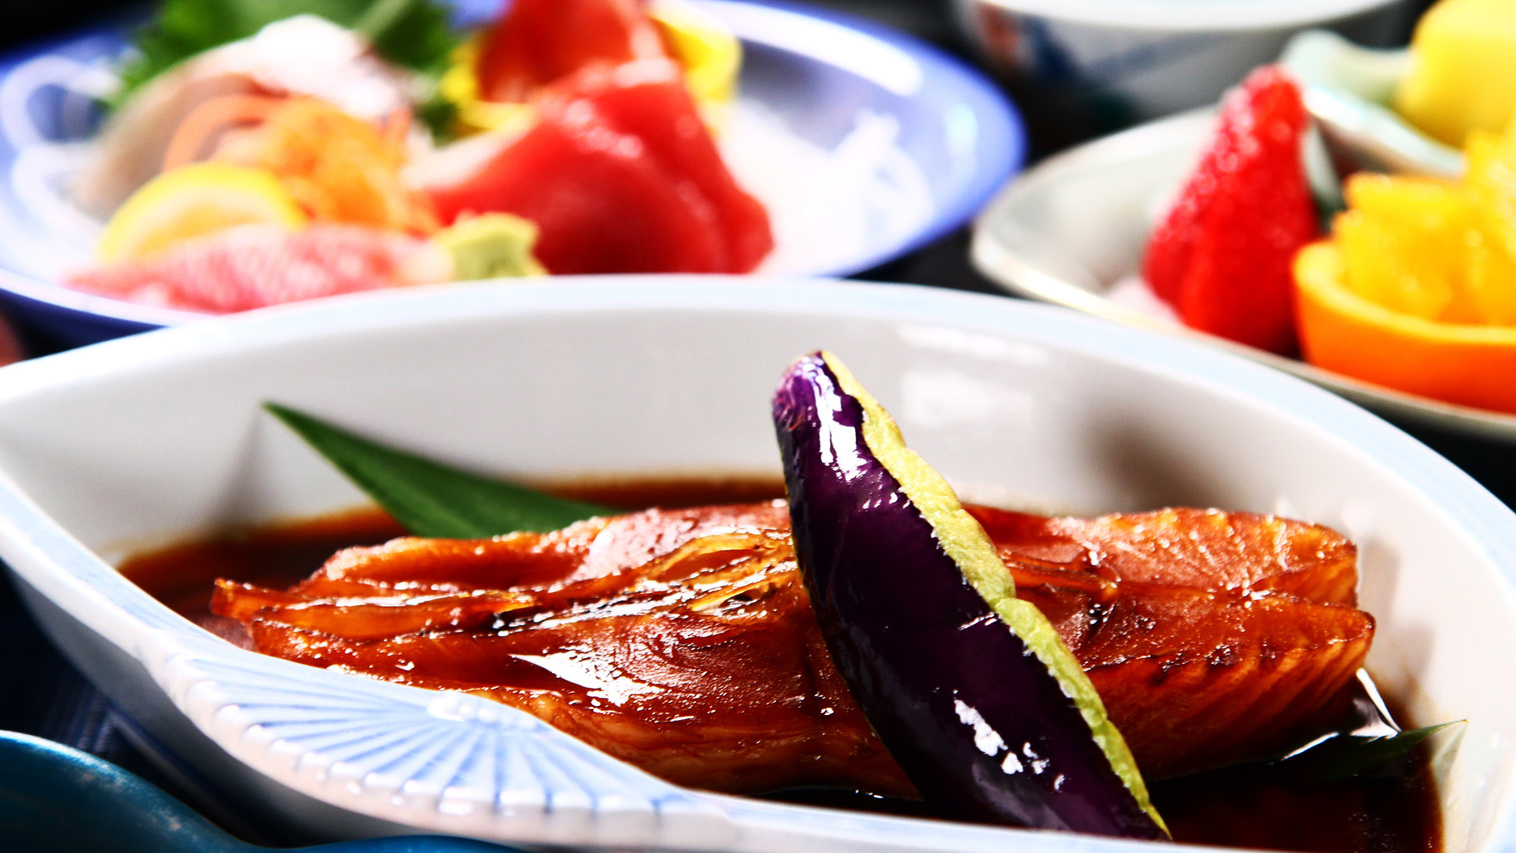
772, 351, 1166, 839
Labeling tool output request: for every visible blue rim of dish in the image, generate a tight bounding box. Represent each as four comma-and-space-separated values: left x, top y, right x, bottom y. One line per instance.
0, 0, 1026, 345
726, 0, 1027, 276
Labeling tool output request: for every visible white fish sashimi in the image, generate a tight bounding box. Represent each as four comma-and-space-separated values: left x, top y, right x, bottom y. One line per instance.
73, 15, 418, 216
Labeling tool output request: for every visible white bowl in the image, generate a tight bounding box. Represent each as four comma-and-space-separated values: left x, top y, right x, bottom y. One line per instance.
952, 0, 1417, 135
0, 278, 1511, 851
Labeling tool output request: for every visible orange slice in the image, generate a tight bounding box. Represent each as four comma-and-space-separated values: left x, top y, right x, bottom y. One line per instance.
1295, 240, 1516, 413
97, 163, 307, 262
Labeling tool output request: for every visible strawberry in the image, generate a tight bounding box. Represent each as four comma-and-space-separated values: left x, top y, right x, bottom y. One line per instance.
1142, 66, 1319, 355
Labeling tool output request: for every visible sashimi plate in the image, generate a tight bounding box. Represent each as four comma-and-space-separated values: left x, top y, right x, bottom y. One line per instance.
0, 278, 1512, 851
0, 0, 1025, 346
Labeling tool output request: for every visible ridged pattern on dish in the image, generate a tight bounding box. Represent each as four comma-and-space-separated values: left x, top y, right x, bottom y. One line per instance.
142, 632, 731, 847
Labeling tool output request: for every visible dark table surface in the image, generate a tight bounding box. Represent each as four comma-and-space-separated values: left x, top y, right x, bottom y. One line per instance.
0, 0, 1497, 848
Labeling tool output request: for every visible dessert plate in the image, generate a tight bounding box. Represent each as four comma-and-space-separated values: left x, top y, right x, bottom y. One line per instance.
0, 0, 1024, 346
970, 110, 1516, 442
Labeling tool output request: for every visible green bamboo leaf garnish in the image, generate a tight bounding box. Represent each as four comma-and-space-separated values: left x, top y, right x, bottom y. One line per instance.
1273, 721, 1462, 782
264, 403, 609, 538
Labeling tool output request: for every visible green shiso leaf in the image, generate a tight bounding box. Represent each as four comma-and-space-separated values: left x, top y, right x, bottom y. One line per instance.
1273, 721, 1461, 783
264, 403, 609, 539
113, 0, 461, 132
352, 0, 456, 73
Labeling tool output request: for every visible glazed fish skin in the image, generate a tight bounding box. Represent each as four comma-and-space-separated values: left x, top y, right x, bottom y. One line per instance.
969, 506, 1360, 605
972, 504, 1371, 777
215, 501, 1371, 793
223, 506, 907, 796
1016, 582, 1372, 778
292, 503, 791, 596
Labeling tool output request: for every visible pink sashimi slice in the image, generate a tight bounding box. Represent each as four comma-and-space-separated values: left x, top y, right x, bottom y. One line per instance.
67, 224, 449, 313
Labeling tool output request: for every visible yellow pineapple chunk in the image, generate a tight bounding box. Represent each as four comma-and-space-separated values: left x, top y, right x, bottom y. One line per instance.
1466, 130, 1516, 258
1461, 131, 1516, 323
1325, 124, 1516, 327
1336, 174, 1468, 320
1462, 229, 1516, 324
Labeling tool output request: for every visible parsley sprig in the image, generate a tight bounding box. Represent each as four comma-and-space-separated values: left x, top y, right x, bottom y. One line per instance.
114, 0, 462, 133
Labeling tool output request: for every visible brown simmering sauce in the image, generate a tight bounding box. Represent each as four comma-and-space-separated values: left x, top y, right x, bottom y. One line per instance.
118, 477, 1442, 852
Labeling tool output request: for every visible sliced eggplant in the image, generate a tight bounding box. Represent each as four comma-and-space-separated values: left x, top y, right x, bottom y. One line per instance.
772, 351, 1167, 838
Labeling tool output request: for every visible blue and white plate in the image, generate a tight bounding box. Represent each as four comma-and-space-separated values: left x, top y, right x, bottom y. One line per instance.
0, 0, 1025, 346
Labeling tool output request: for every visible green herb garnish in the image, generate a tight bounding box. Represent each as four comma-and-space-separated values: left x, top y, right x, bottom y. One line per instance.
114, 0, 461, 134
265, 403, 608, 538
1273, 721, 1461, 782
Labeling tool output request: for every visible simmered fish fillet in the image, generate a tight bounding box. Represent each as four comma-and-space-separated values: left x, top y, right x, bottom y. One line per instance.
213, 502, 1372, 792
969, 506, 1373, 777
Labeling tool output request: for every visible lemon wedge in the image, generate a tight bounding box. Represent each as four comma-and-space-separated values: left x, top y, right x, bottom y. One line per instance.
438, 40, 541, 138
650, 0, 742, 108
97, 163, 308, 262
1393, 0, 1516, 147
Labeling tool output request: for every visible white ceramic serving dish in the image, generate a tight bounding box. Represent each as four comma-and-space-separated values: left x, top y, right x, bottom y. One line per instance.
0, 278, 1512, 851
951, 0, 1417, 134
970, 110, 1516, 443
